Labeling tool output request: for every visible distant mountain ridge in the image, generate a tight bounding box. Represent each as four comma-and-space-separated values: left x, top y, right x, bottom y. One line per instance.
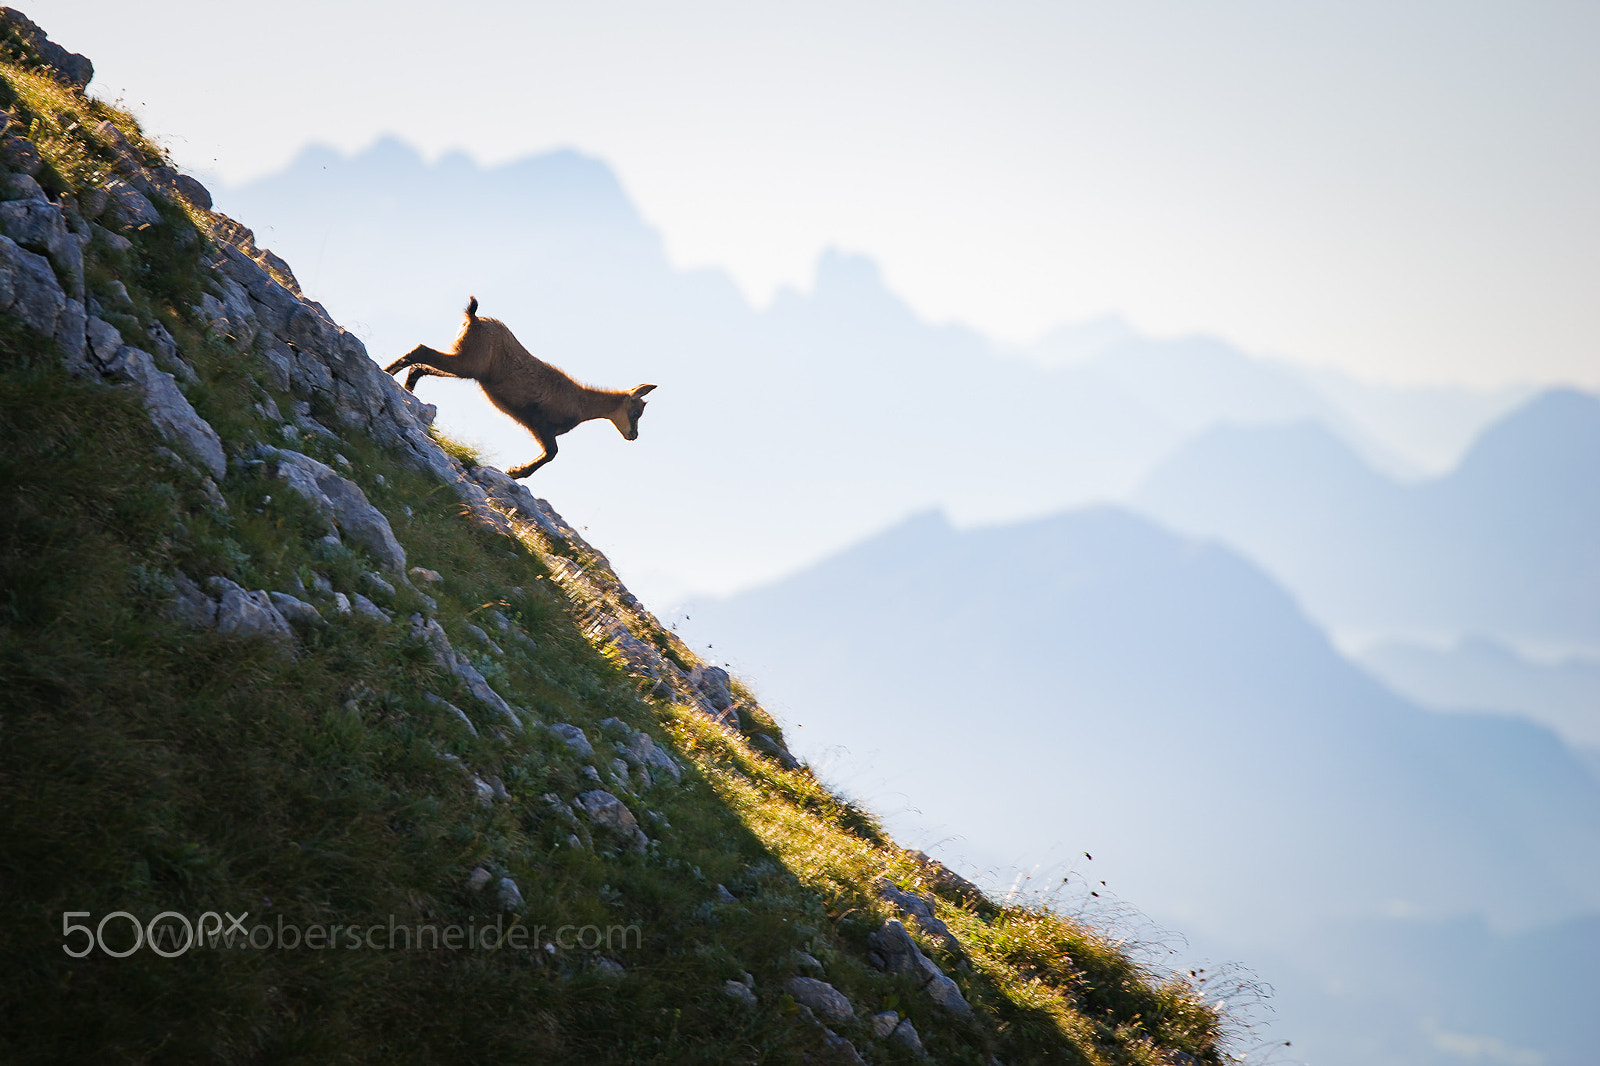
1136, 387, 1600, 647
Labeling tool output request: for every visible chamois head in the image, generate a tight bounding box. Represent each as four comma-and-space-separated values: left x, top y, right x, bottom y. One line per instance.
609, 383, 656, 441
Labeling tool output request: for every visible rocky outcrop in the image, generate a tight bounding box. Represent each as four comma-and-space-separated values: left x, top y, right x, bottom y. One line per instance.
407, 614, 523, 732
878, 877, 966, 960
166, 572, 295, 654
0, 7, 94, 87
572, 789, 648, 853
783, 976, 854, 1024
867, 919, 973, 1018
260, 448, 406, 571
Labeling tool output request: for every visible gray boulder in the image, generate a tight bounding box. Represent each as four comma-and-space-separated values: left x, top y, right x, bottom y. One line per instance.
690, 665, 735, 713
572, 790, 648, 852
348, 592, 390, 623
0, 234, 65, 336
869, 919, 945, 985
263, 449, 405, 571
0, 197, 82, 294
497, 876, 524, 910
171, 174, 212, 210
783, 976, 854, 1024
0, 8, 94, 87
752, 732, 800, 770
104, 180, 161, 230
0, 172, 46, 201
85, 315, 122, 365
101, 347, 226, 479
405, 614, 522, 732
0, 135, 43, 176
613, 728, 683, 785
923, 972, 972, 1017
205, 577, 295, 650
722, 979, 757, 1007
53, 298, 87, 375
880, 878, 965, 958
448, 653, 520, 731
167, 571, 217, 628
549, 722, 594, 760
267, 591, 323, 629
890, 1017, 924, 1054
868, 918, 973, 1016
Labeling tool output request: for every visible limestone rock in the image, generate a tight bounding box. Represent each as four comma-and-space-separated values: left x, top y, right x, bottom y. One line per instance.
52, 297, 88, 374
783, 976, 854, 1024
752, 732, 800, 771
0, 172, 45, 201
0, 135, 43, 176
348, 592, 390, 623
818, 1031, 866, 1065
262, 449, 405, 571
85, 314, 122, 365
171, 173, 212, 210
0, 8, 94, 87
167, 571, 217, 629
497, 876, 524, 910
549, 722, 594, 760
572, 789, 648, 852
890, 1017, 924, 1054
0, 234, 65, 336
880, 878, 965, 959
102, 347, 226, 479
267, 591, 323, 630
868, 919, 944, 986
868, 917, 972, 1014
205, 577, 295, 650
0, 197, 82, 294
614, 728, 683, 785
907, 849, 985, 904
722, 979, 757, 1007
690, 665, 735, 714
104, 180, 161, 231
449, 653, 520, 731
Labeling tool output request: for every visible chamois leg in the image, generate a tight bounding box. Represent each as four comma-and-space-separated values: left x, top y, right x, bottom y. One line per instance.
403, 363, 464, 392
382, 344, 455, 380
506, 430, 558, 479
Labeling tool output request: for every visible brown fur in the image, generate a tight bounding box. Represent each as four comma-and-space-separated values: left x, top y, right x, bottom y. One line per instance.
384, 298, 655, 478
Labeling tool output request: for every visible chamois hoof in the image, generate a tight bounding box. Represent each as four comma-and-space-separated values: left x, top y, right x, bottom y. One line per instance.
506, 463, 537, 480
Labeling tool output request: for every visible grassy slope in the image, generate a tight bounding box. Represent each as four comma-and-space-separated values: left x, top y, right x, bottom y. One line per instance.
0, 33, 1229, 1066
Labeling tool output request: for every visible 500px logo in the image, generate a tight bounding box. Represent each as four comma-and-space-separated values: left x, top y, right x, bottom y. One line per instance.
61, 910, 249, 958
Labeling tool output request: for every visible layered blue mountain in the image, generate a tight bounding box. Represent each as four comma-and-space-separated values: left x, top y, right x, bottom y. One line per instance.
680, 506, 1600, 1066
216, 140, 1520, 604
1357, 635, 1600, 754
1135, 388, 1600, 646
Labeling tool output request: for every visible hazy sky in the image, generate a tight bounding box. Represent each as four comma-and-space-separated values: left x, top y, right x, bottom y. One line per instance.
29, 0, 1600, 387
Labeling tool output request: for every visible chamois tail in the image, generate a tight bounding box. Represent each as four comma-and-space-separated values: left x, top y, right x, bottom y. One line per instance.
465, 295, 479, 319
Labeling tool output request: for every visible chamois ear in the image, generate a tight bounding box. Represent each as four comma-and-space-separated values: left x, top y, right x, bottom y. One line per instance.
630, 384, 657, 398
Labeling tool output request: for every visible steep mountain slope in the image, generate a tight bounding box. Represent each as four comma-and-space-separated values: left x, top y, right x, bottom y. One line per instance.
0, 13, 1227, 1065
681, 507, 1600, 1066
1135, 389, 1600, 646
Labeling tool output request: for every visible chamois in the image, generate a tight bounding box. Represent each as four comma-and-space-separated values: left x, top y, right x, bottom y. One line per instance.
384, 298, 656, 478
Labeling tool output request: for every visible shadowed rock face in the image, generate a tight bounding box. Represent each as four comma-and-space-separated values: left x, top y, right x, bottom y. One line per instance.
0, 7, 93, 87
